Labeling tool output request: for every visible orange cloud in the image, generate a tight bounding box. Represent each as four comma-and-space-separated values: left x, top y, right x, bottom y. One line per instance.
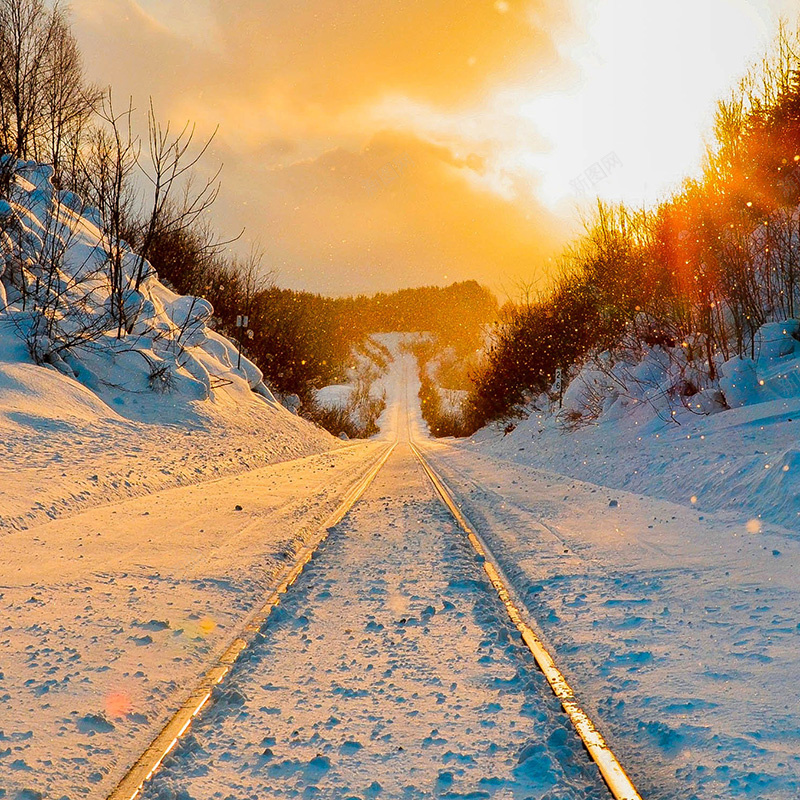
211, 0, 566, 111
72, 1, 573, 139
70, 1, 575, 294
210, 131, 566, 295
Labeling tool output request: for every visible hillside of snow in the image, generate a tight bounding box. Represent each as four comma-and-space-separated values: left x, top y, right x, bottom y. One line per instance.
468, 322, 800, 530
0, 159, 336, 529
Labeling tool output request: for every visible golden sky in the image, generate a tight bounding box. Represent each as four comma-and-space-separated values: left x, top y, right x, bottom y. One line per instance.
71, 0, 796, 296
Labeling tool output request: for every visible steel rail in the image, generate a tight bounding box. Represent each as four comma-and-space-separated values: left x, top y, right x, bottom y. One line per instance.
107, 441, 397, 800
409, 440, 643, 800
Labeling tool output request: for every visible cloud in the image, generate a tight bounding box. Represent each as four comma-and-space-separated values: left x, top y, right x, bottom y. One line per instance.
68, 0, 575, 294
209, 131, 567, 295
71, 0, 211, 101
70, 0, 799, 299
206, 0, 566, 108
131, 0, 221, 49
72, 0, 574, 144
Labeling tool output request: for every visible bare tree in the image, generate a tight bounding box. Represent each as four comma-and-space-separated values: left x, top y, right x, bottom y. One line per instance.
0, 0, 59, 158
79, 90, 139, 338
39, 8, 100, 187
131, 100, 220, 291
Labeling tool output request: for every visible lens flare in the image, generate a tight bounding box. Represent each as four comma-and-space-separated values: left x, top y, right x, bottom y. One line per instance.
105, 691, 132, 718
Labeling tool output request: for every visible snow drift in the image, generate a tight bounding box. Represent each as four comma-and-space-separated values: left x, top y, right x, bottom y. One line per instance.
0, 158, 278, 413
474, 318, 800, 530
0, 159, 335, 530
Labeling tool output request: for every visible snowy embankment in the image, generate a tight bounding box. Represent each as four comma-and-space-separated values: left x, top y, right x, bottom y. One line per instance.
0, 160, 336, 529
474, 320, 800, 530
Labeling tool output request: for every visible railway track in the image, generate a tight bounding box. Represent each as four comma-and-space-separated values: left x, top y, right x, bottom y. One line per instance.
107, 425, 643, 800
410, 441, 642, 800
107, 442, 397, 800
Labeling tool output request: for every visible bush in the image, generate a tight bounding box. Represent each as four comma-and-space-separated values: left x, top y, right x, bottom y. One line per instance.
304, 386, 386, 439
406, 337, 474, 437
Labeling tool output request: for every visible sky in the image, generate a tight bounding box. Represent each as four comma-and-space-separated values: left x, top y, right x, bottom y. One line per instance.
70, 0, 797, 297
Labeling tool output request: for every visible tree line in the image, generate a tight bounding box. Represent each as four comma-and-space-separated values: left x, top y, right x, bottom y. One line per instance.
462, 21, 800, 432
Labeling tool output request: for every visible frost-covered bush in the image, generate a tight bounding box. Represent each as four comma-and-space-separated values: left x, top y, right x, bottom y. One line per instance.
306, 339, 389, 437
556, 313, 722, 429
0, 159, 277, 407
559, 316, 800, 428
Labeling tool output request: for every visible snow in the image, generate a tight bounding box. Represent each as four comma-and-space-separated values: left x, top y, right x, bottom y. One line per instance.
0, 311, 336, 530
0, 441, 390, 798
0, 161, 338, 532
139, 342, 800, 799
0, 159, 278, 410
1, 186, 799, 800
144, 440, 607, 799
434, 321, 800, 798
481, 323, 800, 530
424, 442, 800, 798
315, 383, 353, 409
0, 160, 372, 795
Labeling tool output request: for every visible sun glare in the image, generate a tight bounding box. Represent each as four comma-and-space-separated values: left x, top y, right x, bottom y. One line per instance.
370, 0, 787, 231
531, 0, 780, 211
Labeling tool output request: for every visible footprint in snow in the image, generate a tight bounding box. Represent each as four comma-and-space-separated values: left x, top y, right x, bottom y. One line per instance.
136, 619, 170, 631
16, 790, 43, 800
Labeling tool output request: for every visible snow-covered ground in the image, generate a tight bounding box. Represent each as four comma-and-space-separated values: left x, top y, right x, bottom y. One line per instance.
144, 440, 608, 800
0, 330, 335, 530
0, 335, 400, 799
426, 440, 800, 799
4, 310, 800, 800
0, 439, 391, 798
140, 343, 800, 800
425, 334, 800, 799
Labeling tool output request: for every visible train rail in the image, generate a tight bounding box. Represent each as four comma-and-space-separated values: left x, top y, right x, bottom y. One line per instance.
409, 441, 643, 800
107, 442, 397, 800
107, 435, 642, 800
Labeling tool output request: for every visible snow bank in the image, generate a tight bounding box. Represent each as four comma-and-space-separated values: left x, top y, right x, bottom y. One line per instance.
315, 383, 353, 409
475, 320, 800, 529
0, 160, 336, 529
0, 159, 278, 417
